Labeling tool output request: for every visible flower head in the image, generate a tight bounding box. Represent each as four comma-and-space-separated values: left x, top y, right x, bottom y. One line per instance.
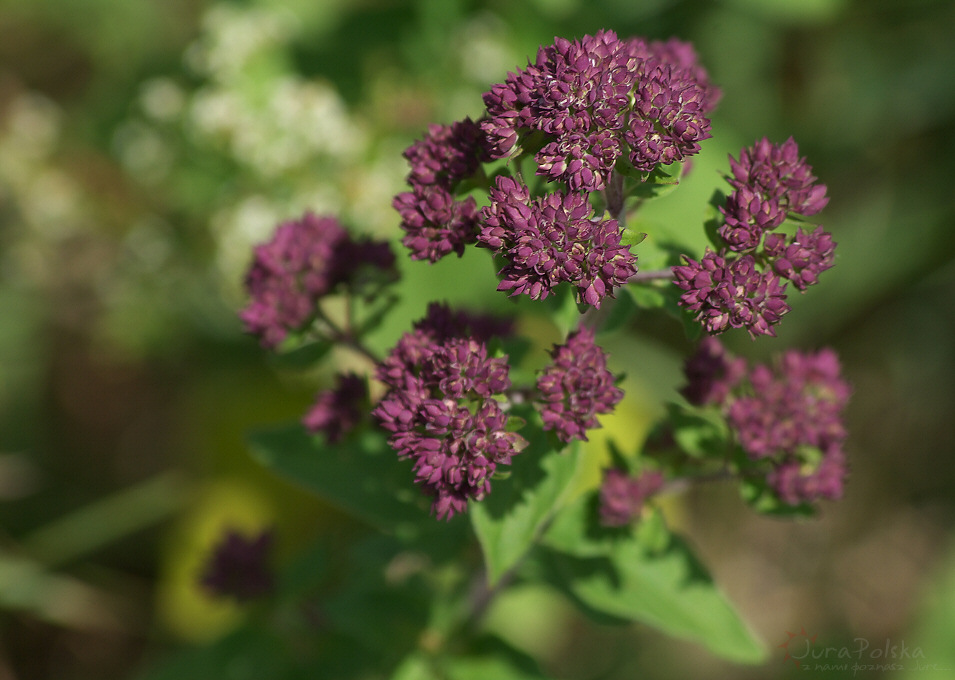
373, 306, 524, 520
303, 373, 367, 443
599, 468, 665, 527
763, 226, 836, 291
481, 31, 717, 188
200, 528, 275, 601
673, 250, 790, 337
535, 326, 624, 443
726, 348, 850, 505
728, 137, 828, 216
680, 336, 746, 407
240, 212, 396, 348
479, 176, 636, 307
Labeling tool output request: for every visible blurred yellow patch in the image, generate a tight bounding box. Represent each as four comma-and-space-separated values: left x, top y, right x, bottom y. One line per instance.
156, 478, 275, 642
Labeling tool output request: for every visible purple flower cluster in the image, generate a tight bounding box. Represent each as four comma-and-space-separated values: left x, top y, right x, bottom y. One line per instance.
482, 30, 719, 190
680, 336, 746, 407
673, 138, 834, 337
303, 372, 367, 443
373, 304, 524, 520
535, 326, 624, 443
681, 339, 850, 505
394, 119, 488, 262
200, 528, 275, 601
478, 176, 637, 306
599, 468, 664, 527
240, 212, 396, 348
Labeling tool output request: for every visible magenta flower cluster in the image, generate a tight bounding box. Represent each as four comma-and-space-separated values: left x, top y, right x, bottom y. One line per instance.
482, 30, 719, 189
200, 528, 275, 601
373, 304, 525, 520
479, 176, 637, 306
598, 468, 664, 527
394, 31, 721, 309
682, 339, 850, 505
535, 326, 624, 443
673, 138, 835, 337
303, 372, 367, 443
240, 212, 396, 348
393, 119, 488, 262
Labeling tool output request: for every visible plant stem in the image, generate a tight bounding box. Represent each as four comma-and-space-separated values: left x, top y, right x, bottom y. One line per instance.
628, 268, 675, 283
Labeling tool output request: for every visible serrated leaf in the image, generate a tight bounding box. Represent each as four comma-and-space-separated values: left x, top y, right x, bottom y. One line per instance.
470, 432, 582, 587
540, 497, 766, 663
247, 424, 426, 533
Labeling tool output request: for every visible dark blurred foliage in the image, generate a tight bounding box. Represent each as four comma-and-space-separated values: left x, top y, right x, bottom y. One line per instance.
0, 0, 953, 678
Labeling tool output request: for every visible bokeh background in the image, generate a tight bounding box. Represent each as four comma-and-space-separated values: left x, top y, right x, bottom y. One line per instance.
1, 0, 954, 678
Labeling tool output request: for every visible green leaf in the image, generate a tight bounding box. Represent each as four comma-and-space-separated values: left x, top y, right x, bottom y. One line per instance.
247, 424, 427, 534
739, 473, 817, 519
470, 430, 582, 587
540, 498, 766, 663
268, 338, 335, 370
444, 636, 552, 680
598, 286, 639, 333
623, 162, 684, 201
626, 283, 667, 310
668, 403, 730, 459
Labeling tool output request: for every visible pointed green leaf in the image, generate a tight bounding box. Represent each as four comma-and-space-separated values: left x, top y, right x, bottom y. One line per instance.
540, 498, 766, 663
470, 432, 582, 587
247, 424, 426, 533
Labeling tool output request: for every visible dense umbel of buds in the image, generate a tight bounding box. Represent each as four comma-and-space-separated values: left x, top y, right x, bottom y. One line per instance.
373, 304, 524, 520
598, 468, 665, 527
481, 30, 719, 190
478, 176, 637, 307
681, 339, 851, 505
302, 373, 367, 443
674, 138, 835, 338
200, 528, 275, 601
535, 326, 624, 443
241, 212, 396, 348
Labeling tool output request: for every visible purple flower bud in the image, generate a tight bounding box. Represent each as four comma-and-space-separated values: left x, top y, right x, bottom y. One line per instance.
599, 468, 665, 527
402, 118, 488, 190
200, 528, 274, 601
302, 373, 367, 443
481, 31, 717, 183
535, 326, 624, 443
728, 137, 828, 216
681, 336, 746, 406
394, 186, 480, 262
763, 226, 836, 291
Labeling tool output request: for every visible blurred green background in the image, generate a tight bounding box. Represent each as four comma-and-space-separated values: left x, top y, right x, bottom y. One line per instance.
1, 0, 954, 678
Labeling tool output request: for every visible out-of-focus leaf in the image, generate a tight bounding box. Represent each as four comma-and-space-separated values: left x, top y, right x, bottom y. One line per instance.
668, 403, 730, 459
247, 424, 427, 534
470, 426, 581, 587
268, 339, 335, 370
540, 498, 766, 663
